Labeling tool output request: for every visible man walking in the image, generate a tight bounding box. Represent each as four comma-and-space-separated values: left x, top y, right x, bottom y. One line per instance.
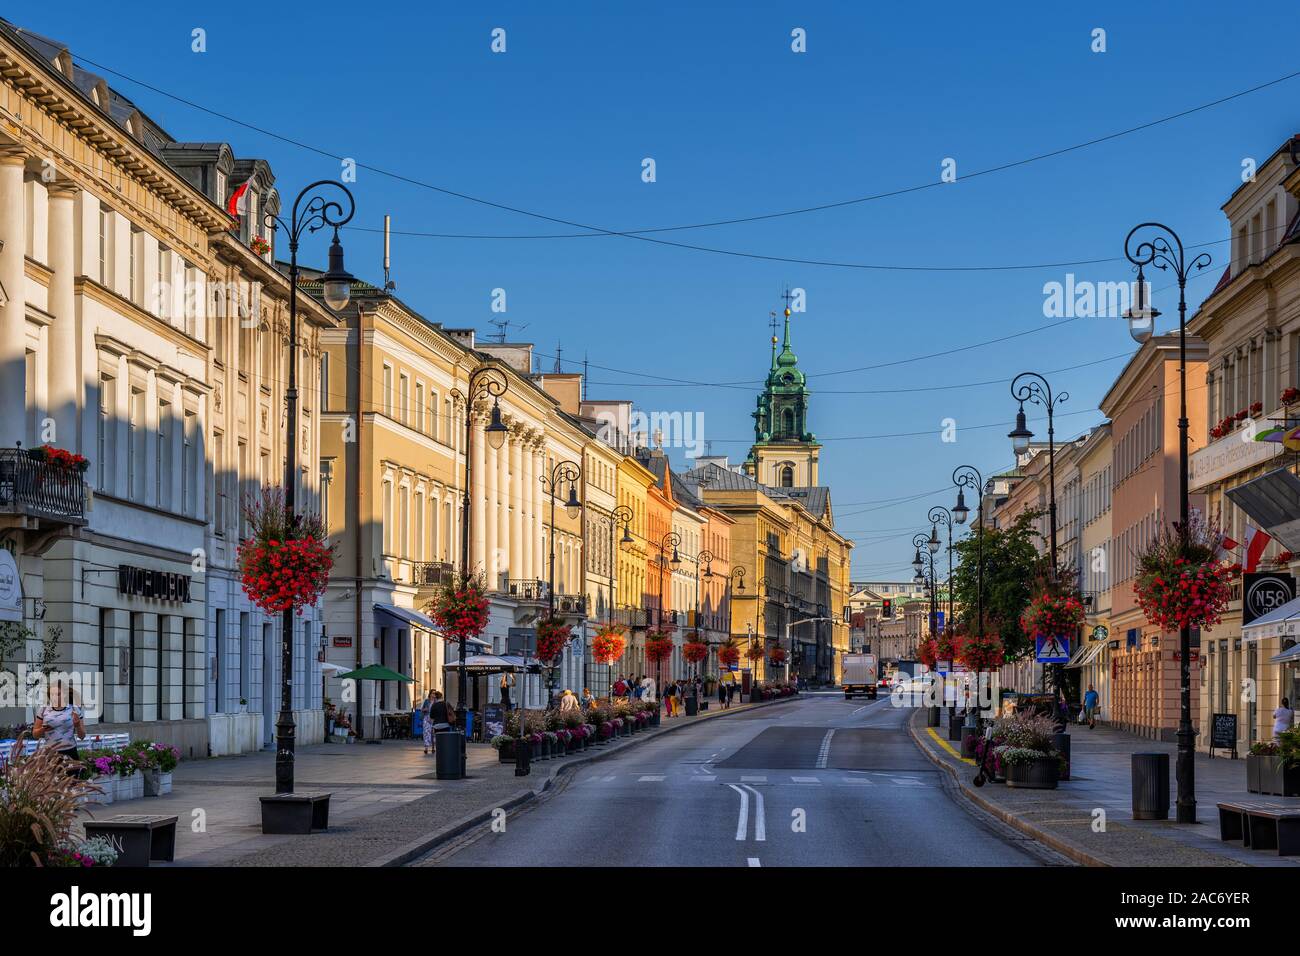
1083, 684, 1099, 729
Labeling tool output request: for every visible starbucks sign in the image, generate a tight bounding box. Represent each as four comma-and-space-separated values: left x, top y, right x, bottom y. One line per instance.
1243, 572, 1296, 626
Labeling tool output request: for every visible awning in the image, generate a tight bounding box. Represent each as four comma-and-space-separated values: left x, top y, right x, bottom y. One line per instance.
1242, 595, 1300, 643
443, 654, 533, 674
1066, 640, 1107, 669
374, 603, 490, 649
1270, 644, 1300, 665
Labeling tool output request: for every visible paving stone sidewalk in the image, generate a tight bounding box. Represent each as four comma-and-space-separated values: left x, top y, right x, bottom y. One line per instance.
76, 695, 797, 867
909, 710, 1300, 867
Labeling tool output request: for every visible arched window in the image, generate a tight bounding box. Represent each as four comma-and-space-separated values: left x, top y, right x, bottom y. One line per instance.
780, 465, 794, 488
782, 407, 795, 435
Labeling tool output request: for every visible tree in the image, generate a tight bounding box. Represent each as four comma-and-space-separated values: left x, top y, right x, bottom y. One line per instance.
949, 510, 1050, 661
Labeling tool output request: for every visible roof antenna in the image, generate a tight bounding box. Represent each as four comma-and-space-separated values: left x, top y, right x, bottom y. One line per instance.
582, 352, 589, 401
554, 342, 563, 373
382, 215, 396, 292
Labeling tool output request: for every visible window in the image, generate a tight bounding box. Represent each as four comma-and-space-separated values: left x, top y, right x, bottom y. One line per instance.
239, 612, 250, 704
400, 373, 410, 425
157, 615, 168, 721
415, 491, 425, 562
128, 612, 139, 721
98, 208, 109, 284
383, 364, 394, 416
320, 353, 330, 411
382, 480, 394, 555
98, 375, 115, 492
398, 485, 410, 558
183, 409, 196, 515
128, 387, 145, 498
319, 459, 334, 534
213, 608, 225, 712
415, 382, 425, 433
157, 247, 169, 320
214, 431, 226, 534
157, 399, 171, 509
780, 465, 794, 488
129, 229, 138, 303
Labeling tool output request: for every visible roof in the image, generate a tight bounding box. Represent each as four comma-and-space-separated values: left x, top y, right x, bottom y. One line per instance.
781, 486, 829, 517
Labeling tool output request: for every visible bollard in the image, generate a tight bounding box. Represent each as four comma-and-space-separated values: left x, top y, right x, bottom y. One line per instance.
1052, 732, 1072, 781
1131, 752, 1170, 820
927, 706, 941, 728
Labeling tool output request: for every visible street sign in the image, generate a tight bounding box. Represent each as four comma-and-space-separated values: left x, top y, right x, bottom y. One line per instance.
507, 627, 535, 657
1243, 572, 1296, 625
1035, 634, 1071, 663
935, 611, 945, 634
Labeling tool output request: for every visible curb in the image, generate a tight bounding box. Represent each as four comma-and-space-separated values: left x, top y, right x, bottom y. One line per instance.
370, 693, 802, 866
906, 712, 1108, 868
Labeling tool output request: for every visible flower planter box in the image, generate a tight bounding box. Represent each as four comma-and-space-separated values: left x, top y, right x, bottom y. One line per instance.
80, 775, 114, 805
1247, 755, 1300, 796
142, 769, 173, 797
115, 774, 144, 802
497, 740, 516, 763
531, 741, 543, 761
1005, 757, 1059, 790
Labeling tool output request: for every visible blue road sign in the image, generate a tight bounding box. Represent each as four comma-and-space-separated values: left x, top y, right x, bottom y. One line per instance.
1035, 634, 1071, 663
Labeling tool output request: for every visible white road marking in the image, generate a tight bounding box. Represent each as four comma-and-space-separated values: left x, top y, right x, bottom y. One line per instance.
742, 784, 766, 842
603, 775, 617, 781
747, 857, 761, 867
791, 776, 821, 784
741, 775, 767, 783
892, 777, 924, 787
638, 775, 666, 782
851, 705, 870, 715
840, 777, 875, 785
728, 784, 749, 841
816, 729, 835, 769
690, 775, 717, 782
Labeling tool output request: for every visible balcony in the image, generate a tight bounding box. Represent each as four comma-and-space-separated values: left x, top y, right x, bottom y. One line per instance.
501, 579, 588, 618
0, 448, 88, 527
412, 561, 455, 589
613, 605, 648, 629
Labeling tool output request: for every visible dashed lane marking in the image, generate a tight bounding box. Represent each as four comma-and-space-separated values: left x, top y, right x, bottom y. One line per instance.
790, 776, 821, 784
747, 858, 761, 867
740, 775, 767, 783
815, 729, 835, 769
638, 775, 666, 782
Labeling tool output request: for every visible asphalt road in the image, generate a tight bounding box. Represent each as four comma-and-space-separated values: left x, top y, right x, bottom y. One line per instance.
414, 692, 1059, 867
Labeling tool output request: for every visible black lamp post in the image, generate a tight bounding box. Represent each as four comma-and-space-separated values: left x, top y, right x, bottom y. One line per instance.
927, 506, 954, 627
690, 549, 714, 700
654, 531, 682, 692
1008, 372, 1069, 577
953, 465, 985, 729
265, 181, 354, 796
912, 534, 939, 638
455, 365, 508, 731
1124, 221, 1211, 825
541, 459, 582, 702
605, 505, 635, 695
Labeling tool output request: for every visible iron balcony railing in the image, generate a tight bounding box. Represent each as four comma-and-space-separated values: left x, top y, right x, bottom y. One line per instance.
502, 579, 587, 616
0, 447, 87, 523
413, 561, 456, 588
613, 605, 648, 629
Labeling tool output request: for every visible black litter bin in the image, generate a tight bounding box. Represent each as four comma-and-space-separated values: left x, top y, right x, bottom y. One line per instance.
436, 729, 466, 780
1052, 732, 1072, 781
684, 695, 699, 717
948, 712, 964, 741
927, 706, 941, 727
1131, 752, 1170, 820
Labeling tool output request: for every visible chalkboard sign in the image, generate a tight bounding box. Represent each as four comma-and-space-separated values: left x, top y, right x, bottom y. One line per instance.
484, 703, 505, 740
1210, 712, 1238, 758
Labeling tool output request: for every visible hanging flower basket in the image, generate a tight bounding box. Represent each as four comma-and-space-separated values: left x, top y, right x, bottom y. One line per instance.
718, 644, 741, 667
916, 637, 938, 670
1020, 590, 1084, 644
592, 625, 627, 665
645, 635, 675, 664
956, 633, 1004, 672
249, 236, 271, 256
535, 616, 573, 664
683, 641, 709, 664
427, 571, 491, 645
237, 488, 333, 615
1134, 517, 1233, 633
744, 642, 765, 662
770, 646, 787, 664
1282, 386, 1300, 407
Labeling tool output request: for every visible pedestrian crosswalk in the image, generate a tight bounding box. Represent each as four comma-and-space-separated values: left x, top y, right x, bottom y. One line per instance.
583, 771, 932, 788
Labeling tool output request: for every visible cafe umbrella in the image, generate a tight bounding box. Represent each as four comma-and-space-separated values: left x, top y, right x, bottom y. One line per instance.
338, 664, 415, 742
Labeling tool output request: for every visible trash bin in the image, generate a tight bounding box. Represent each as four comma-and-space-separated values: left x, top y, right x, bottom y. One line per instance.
684, 695, 699, 717
1052, 732, 1072, 781
436, 730, 465, 780
1131, 752, 1170, 820
948, 712, 964, 741
927, 706, 941, 727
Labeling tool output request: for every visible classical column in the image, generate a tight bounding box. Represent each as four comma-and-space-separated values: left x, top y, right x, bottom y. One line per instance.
509, 432, 524, 580
532, 443, 545, 585
0, 149, 27, 446
470, 408, 487, 575
521, 438, 535, 580
47, 181, 79, 450
497, 422, 510, 582
484, 427, 499, 587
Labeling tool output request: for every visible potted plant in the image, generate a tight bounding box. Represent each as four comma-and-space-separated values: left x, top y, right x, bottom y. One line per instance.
81, 750, 117, 805
1247, 730, 1300, 796
529, 732, 544, 761
141, 742, 179, 796
994, 713, 1062, 790
491, 734, 516, 762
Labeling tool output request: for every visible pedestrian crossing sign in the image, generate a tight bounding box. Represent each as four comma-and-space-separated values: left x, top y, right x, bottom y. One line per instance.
1035, 634, 1071, 663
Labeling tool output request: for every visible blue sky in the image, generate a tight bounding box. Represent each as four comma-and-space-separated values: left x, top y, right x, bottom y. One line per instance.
24, 2, 1300, 577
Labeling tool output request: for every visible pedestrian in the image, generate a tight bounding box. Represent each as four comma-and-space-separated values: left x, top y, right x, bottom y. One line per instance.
727, 680, 736, 706
1083, 685, 1099, 729
581, 687, 596, 709
420, 689, 436, 754
664, 681, 676, 717
428, 691, 455, 752
500, 671, 515, 711
640, 674, 656, 704
32, 681, 84, 774
718, 677, 729, 709
559, 688, 580, 714
1275, 697, 1295, 739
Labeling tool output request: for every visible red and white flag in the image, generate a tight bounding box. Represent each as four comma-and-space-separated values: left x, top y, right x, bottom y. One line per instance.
1244, 526, 1273, 573
226, 178, 253, 219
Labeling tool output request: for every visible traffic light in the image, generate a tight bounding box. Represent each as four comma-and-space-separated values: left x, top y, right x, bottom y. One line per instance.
881, 598, 893, 619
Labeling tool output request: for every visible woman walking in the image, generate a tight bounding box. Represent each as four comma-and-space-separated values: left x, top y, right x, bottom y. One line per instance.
718, 678, 729, 710
32, 681, 84, 773
420, 689, 436, 755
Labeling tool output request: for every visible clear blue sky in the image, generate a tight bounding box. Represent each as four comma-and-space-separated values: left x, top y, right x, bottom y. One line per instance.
26, 2, 1300, 578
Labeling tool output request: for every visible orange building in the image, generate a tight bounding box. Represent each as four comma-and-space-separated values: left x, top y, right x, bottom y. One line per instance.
1100, 334, 1209, 741
644, 457, 678, 626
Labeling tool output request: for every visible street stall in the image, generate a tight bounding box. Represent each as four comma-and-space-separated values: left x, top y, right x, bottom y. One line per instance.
444, 654, 538, 742
336, 664, 415, 742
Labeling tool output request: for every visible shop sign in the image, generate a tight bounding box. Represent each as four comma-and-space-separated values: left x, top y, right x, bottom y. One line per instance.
0, 549, 21, 622
1243, 572, 1296, 626
1189, 422, 1282, 491
117, 565, 191, 603
332, 636, 353, 648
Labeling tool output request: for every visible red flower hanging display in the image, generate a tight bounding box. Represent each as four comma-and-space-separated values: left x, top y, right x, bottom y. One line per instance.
682, 640, 709, 664
592, 625, 627, 665
535, 615, 573, 663
1020, 590, 1085, 643
744, 642, 765, 662
916, 637, 938, 670
1134, 517, 1233, 634
28, 444, 90, 474
770, 646, 787, 664
645, 634, 675, 663
237, 488, 334, 615
427, 571, 491, 645
718, 643, 741, 667
956, 633, 1004, 672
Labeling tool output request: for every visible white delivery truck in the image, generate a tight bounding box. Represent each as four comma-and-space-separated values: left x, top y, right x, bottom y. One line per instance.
841, 653, 878, 700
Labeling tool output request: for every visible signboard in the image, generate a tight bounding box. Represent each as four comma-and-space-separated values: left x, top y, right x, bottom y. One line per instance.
1243, 572, 1296, 626
507, 627, 536, 657
0, 548, 20, 622
118, 565, 192, 603
1190, 424, 1282, 491
1035, 634, 1071, 663
1089, 624, 1109, 643
484, 703, 505, 739
936, 658, 951, 675
332, 636, 353, 648
935, 611, 945, 634
1209, 712, 1238, 758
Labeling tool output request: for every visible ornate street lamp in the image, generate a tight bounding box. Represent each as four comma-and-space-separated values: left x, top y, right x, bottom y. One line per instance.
928, 506, 955, 626
264, 181, 353, 797
541, 459, 582, 701
1123, 221, 1211, 825
1008, 371, 1068, 577
953, 465, 985, 731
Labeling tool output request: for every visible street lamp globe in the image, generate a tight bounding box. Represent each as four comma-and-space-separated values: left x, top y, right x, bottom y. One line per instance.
564, 483, 581, 519
1008, 404, 1033, 456
619, 523, 634, 551
1125, 265, 1160, 345
319, 233, 354, 311
670, 547, 682, 569
928, 524, 940, 554
485, 399, 508, 450
911, 548, 923, 575
953, 489, 969, 525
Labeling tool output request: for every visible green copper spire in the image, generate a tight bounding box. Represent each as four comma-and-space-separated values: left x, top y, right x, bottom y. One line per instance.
753, 305, 812, 444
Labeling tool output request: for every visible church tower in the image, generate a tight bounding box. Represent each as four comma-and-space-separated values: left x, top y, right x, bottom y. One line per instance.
743, 301, 820, 487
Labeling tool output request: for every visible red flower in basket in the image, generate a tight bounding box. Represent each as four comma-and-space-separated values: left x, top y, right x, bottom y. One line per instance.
718, 644, 741, 667
428, 572, 490, 644
1283, 387, 1300, 407
770, 646, 787, 664
682, 640, 709, 664
1250, 401, 1264, 416
592, 625, 627, 665
237, 489, 333, 615
535, 616, 573, 664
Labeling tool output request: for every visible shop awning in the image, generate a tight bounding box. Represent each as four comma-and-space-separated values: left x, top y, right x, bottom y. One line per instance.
1066, 640, 1107, 669
1242, 596, 1300, 643
443, 654, 533, 674
1269, 644, 1300, 665
374, 603, 490, 649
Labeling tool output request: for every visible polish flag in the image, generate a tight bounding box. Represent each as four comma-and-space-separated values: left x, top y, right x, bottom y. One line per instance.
1244, 526, 1273, 573
226, 179, 253, 219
